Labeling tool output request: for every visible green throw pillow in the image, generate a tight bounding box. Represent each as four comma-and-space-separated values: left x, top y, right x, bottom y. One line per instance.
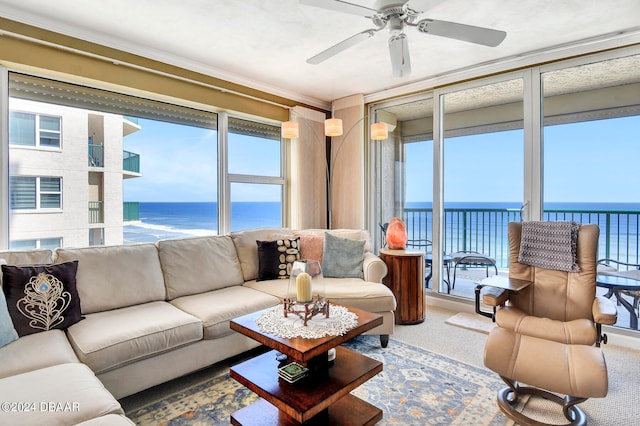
0, 289, 18, 348
322, 232, 365, 279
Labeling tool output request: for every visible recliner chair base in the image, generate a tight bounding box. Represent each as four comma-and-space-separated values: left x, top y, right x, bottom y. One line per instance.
497, 376, 587, 426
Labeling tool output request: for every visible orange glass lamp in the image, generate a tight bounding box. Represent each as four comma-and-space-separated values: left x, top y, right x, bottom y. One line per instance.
324, 118, 343, 137
386, 217, 408, 249
370, 122, 388, 140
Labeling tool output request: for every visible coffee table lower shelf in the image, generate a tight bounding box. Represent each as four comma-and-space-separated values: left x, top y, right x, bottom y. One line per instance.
230, 347, 382, 425
231, 394, 382, 426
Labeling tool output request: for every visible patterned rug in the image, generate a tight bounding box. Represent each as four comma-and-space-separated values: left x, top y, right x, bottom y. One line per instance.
127, 335, 509, 425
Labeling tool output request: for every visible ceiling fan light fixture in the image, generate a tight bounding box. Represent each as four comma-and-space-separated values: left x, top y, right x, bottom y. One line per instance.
389, 33, 411, 77
281, 121, 299, 139
325, 118, 343, 137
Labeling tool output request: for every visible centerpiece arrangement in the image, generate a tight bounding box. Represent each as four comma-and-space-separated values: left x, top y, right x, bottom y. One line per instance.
283, 259, 330, 326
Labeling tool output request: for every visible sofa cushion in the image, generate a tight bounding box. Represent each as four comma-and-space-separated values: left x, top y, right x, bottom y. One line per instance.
244, 277, 396, 313
257, 237, 300, 281
0, 286, 18, 348
0, 249, 54, 265
294, 229, 372, 253
1, 261, 83, 336
157, 235, 245, 300
0, 249, 53, 287
170, 286, 280, 339
56, 243, 166, 314
322, 232, 365, 278
0, 363, 124, 426
296, 234, 324, 263
66, 301, 202, 374
0, 329, 79, 379
230, 228, 293, 281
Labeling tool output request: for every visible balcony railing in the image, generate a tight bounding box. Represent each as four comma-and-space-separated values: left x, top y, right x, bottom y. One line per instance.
89, 201, 103, 224
123, 201, 140, 221
88, 143, 104, 167
123, 150, 140, 173
403, 207, 640, 268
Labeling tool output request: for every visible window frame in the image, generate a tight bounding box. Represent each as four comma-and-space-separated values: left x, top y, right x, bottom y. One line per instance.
221, 112, 287, 234
9, 110, 62, 149
9, 175, 62, 211
10, 237, 62, 250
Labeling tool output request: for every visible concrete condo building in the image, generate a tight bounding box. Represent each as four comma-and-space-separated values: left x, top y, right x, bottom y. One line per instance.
8, 98, 141, 249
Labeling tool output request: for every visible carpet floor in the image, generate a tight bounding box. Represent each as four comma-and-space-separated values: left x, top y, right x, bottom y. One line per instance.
122, 304, 640, 425
126, 335, 509, 425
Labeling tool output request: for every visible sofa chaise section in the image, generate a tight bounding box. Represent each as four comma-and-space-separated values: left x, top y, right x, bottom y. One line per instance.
0, 329, 79, 379
0, 363, 128, 426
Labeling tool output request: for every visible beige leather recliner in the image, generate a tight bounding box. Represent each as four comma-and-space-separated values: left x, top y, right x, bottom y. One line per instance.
483, 222, 618, 426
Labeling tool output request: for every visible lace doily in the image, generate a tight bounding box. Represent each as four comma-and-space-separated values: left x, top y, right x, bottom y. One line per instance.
255, 304, 359, 339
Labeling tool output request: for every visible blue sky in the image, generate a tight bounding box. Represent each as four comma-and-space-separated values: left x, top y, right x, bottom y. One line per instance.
406, 115, 640, 204
123, 118, 282, 202
124, 115, 640, 205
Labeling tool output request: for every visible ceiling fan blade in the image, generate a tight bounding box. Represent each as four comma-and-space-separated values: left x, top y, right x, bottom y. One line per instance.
307, 29, 378, 64
388, 33, 411, 77
416, 19, 506, 47
299, 0, 377, 17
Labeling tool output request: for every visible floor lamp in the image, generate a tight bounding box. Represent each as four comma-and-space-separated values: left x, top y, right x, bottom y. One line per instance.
282, 114, 388, 228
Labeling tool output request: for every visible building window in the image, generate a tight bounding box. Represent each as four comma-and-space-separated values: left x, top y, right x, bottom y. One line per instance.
9, 176, 62, 210
9, 111, 61, 148
10, 237, 62, 250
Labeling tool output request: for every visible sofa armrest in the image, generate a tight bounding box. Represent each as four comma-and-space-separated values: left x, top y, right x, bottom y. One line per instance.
593, 296, 618, 325
363, 252, 387, 283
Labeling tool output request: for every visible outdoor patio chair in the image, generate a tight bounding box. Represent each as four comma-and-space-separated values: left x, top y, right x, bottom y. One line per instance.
483, 222, 618, 426
450, 250, 497, 289
597, 258, 640, 314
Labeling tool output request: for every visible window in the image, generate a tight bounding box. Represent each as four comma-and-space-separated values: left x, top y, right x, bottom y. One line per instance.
227, 116, 285, 232
4, 74, 285, 249
10, 237, 62, 250
9, 111, 61, 148
9, 176, 61, 210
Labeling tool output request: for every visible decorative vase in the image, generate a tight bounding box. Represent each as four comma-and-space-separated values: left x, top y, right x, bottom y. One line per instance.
288, 259, 324, 303
386, 217, 408, 249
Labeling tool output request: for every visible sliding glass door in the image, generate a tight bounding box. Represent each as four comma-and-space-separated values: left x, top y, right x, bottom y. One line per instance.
441, 77, 524, 297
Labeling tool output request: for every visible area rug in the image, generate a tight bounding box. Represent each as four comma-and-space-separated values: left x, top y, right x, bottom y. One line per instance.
127, 335, 509, 425
445, 312, 496, 335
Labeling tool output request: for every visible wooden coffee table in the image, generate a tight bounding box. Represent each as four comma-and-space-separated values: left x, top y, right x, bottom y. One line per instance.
229, 305, 384, 425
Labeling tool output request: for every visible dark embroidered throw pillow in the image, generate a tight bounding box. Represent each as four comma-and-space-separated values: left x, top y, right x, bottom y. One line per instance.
1, 261, 83, 336
256, 238, 300, 281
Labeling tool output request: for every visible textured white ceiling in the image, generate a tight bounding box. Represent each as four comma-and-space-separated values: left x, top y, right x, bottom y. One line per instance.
0, 0, 639, 109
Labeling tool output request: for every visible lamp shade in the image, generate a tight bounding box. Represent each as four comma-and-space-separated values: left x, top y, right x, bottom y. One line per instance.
370, 122, 388, 140
281, 121, 299, 139
324, 118, 343, 137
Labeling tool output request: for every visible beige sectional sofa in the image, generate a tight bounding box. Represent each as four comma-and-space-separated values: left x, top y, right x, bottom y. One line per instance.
0, 228, 395, 424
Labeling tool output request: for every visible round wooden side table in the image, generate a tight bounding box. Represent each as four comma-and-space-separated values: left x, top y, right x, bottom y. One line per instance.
379, 248, 425, 324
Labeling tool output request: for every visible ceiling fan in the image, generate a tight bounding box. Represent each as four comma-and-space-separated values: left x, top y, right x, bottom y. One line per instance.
301, 0, 507, 77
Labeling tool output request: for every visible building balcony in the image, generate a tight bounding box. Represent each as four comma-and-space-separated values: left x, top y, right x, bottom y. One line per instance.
89, 201, 103, 224
123, 201, 140, 221
123, 150, 141, 178
88, 143, 104, 167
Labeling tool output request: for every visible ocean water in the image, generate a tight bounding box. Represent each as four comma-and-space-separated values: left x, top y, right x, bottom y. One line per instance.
125, 201, 640, 267
123, 202, 281, 244
402, 201, 640, 267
